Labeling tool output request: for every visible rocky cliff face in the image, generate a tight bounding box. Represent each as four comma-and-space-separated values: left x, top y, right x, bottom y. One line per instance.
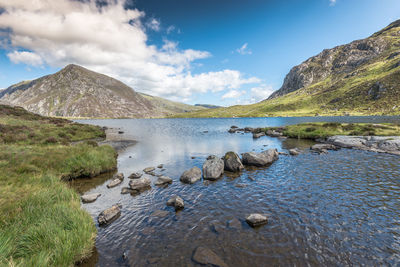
268, 19, 400, 99
0, 64, 202, 118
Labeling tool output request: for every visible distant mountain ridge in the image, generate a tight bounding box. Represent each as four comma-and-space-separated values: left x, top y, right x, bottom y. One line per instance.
0, 64, 204, 118
172, 19, 400, 118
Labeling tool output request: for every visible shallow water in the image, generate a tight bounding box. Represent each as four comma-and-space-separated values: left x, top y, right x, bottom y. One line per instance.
74, 116, 400, 266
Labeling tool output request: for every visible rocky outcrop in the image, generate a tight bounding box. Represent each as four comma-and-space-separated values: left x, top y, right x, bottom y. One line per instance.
224, 151, 244, 172
203, 155, 224, 180
180, 167, 202, 184
98, 204, 121, 225
81, 193, 101, 203
166, 196, 184, 210
242, 149, 279, 167
326, 135, 400, 155
192, 247, 228, 267
246, 213, 268, 227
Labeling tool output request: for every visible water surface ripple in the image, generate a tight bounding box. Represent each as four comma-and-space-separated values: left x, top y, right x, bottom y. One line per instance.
74, 117, 400, 266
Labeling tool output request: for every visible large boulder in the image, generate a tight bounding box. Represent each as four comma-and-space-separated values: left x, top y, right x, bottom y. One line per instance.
203, 155, 224, 180
224, 151, 244, 172
246, 213, 268, 227
192, 247, 228, 267
180, 167, 202, 184
166, 196, 184, 210
81, 193, 101, 203
242, 149, 279, 167
98, 204, 121, 225
129, 177, 151, 192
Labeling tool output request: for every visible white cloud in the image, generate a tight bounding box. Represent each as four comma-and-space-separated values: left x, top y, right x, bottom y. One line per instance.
221, 89, 246, 100
249, 85, 275, 102
146, 18, 160, 31
236, 43, 252, 55
166, 25, 175, 34
329, 0, 337, 6
0, 0, 261, 101
7, 51, 43, 66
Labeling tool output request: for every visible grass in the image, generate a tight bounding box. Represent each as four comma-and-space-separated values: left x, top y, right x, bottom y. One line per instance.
265, 122, 400, 139
0, 105, 117, 266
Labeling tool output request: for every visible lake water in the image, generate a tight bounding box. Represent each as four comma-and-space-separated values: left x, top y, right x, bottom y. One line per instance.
73, 116, 400, 266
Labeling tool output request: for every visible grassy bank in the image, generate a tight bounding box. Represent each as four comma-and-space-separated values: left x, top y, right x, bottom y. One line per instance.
0, 105, 117, 266
266, 122, 400, 139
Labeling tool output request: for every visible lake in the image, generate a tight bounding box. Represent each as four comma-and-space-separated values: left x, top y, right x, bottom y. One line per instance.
74, 116, 400, 266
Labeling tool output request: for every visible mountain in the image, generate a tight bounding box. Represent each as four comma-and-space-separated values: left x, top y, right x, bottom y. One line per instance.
173, 19, 400, 118
0, 64, 203, 118
194, 104, 222, 109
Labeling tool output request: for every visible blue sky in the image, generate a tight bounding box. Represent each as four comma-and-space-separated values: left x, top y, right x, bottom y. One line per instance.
0, 0, 399, 106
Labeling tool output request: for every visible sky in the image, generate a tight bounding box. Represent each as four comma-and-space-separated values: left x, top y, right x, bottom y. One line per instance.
0, 0, 399, 106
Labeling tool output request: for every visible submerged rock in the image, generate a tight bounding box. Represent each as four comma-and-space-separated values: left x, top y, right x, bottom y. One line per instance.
154, 176, 173, 186
203, 155, 224, 180
107, 178, 122, 188
98, 204, 121, 225
224, 151, 244, 172
143, 167, 156, 173
242, 149, 279, 167
210, 220, 226, 234
166, 196, 184, 210
289, 148, 300, 155
128, 172, 142, 179
192, 247, 228, 267
180, 167, 202, 184
228, 218, 242, 230
151, 210, 169, 218
129, 177, 151, 192
81, 193, 101, 203
246, 213, 268, 227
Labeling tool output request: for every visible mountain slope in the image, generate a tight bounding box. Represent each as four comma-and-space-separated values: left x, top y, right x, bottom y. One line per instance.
0, 64, 203, 118
173, 19, 400, 118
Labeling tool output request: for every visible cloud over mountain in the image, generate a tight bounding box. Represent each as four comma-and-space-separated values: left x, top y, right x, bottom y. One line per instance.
0, 0, 260, 101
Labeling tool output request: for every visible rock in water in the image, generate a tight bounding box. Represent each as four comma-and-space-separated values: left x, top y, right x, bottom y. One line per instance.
98, 204, 121, 225
107, 178, 122, 188
81, 193, 101, 203
203, 155, 224, 180
242, 149, 279, 167
113, 172, 124, 180
154, 176, 173, 186
128, 172, 142, 179
224, 151, 244, 172
121, 187, 134, 194
289, 148, 300, 155
228, 218, 242, 230
192, 247, 228, 267
166, 196, 184, 210
310, 144, 340, 153
246, 213, 268, 227
252, 132, 265, 139
157, 164, 163, 168
180, 167, 202, 184
143, 167, 156, 173
129, 177, 151, 192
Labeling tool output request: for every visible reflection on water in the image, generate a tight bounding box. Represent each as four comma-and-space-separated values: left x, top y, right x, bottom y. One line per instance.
75, 117, 400, 266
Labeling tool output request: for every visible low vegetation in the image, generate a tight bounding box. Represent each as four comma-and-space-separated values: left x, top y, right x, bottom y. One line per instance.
0, 105, 117, 266
266, 122, 400, 139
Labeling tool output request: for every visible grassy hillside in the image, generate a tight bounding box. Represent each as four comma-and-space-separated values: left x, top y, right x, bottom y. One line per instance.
139, 93, 206, 115
0, 105, 117, 266
172, 20, 400, 118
